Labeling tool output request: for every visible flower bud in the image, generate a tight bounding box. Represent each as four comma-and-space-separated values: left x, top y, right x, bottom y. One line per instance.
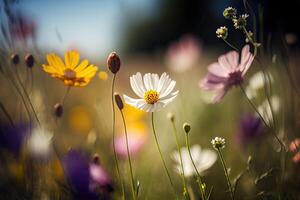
11, 54, 20, 65
92, 153, 100, 164
167, 113, 175, 122
183, 123, 191, 134
114, 93, 124, 110
107, 52, 121, 74
25, 54, 34, 68
54, 103, 63, 117
223, 7, 237, 19
216, 26, 228, 40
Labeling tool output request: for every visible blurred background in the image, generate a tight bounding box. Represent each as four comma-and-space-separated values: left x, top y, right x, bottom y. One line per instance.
1, 0, 300, 199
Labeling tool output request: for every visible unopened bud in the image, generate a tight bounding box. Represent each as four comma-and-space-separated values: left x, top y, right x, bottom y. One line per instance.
11, 54, 20, 65
54, 103, 63, 117
107, 52, 121, 74
25, 54, 34, 68
167, 113, 175, 122
92, 153, 100, 164
183, 123, 191, 134
114, 93, 124, 110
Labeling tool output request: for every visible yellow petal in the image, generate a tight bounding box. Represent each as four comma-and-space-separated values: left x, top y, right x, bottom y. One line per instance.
65, 51, 80, 69
47, 53, 65, 73
74, 59, 89, 72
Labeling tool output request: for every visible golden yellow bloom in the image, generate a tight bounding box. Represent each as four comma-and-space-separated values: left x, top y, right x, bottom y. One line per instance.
42, 51, 98, 86
98, 71, 108, 80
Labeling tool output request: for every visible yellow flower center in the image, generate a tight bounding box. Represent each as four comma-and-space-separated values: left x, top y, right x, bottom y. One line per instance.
144, 90, 159, 104
64, 68, 76, 79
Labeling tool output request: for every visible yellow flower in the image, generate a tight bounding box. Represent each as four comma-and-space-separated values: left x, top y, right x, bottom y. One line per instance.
98, 71, 108, 80
42, 51, 98, 86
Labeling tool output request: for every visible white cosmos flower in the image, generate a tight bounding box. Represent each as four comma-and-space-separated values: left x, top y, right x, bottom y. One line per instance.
171, 145, 217, 177
123, 72, 179, 112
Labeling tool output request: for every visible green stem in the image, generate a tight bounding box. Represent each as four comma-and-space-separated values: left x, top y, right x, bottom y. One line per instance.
0, 101, 14, 127
111, 74, 126, 200
217, 149, 234, 200
170, 121, 189, 198
120, 109, 137, 200
222, 39, 239, 51
61, 86, 71, 106
185, 133, 206, 200
151, 112, 175, 193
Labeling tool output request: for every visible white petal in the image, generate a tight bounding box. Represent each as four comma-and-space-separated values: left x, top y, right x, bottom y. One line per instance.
151, 73, 159, 90
143, 73, 153, 90
157, 73, 171, 94
160, 80, 176, 98
159, 91, 179, 105
130, 72, 146, 98
197, 149, 217, 173
123, 95, 145, 109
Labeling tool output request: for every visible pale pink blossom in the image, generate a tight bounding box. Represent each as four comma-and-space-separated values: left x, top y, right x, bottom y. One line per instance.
165, 35, 201, 72
200, 45, 254, 103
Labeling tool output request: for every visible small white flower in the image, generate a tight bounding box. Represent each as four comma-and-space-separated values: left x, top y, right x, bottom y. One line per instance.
123, 72, 179, 112
28, 127, 53, 157
211, 137, 226, 150
258, 96, 280, 125
171, 145, 217, 177
245, 72, 273, 99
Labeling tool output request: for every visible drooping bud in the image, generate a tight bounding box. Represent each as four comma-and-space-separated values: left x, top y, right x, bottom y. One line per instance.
114, 93, 124, 110
54, 103, 63, 117
107, 52, 121, 74
167, 113, 175, 122
25, 54, 34, 68
183, 123, 191, 134
11, 54, 20, 65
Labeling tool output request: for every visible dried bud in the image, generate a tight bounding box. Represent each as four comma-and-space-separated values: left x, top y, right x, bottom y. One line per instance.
183, 123, 191, 134
167, 113, 175, 122
107, 52, 121, 74
114, 93, 124, 110
223, 7, 237, 19
11, 54, 20, 65
25, 54, 34, 68
92, 153, 100, 164
54, 103, 63, 117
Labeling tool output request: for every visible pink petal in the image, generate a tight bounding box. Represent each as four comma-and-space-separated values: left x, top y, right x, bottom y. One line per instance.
208, 62, 229, 77
225, 51, 239, 69
212, 89, 228, 103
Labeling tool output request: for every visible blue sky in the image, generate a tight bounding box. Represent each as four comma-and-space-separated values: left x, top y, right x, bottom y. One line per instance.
18, 0, 158, 57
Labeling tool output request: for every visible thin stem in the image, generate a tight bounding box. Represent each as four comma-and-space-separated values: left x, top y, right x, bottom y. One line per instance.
111, 74, 126, 200
151, 112, 175, 193
185, 133, 206, 200
120, 109, 137, 200
61, 86, 71, 106
14, 67, 41, 126
239, 84, 285, 149
0, 101, 14, 127
170, 121, 189, 198
222, 39, 239, 52
217, 149, 234, 200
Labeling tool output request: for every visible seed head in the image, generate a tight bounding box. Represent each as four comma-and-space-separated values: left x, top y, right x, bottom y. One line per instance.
25, 54, 34, 68
211, 136, 226, 150
11, 54, 20, 65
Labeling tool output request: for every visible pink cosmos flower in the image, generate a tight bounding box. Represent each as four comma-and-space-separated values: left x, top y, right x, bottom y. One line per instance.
165, 35, 201, 72
200, 45, 254, 103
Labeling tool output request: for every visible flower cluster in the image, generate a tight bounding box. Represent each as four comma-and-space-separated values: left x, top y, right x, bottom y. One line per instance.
211, 137, 226, 150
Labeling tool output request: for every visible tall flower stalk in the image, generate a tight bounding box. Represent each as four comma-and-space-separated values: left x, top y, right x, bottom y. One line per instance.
107, 52, 125, 199
168, 114, 189, 199
183, 123, 206, 200
115, 93, 137, 200
151, 112, 175, 191
211, 137, 234, 200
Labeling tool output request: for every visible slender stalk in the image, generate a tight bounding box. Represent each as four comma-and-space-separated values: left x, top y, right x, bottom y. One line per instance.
170, 121, 189, 198
61, 86, 71, 106
0, 101, 14, 127
111, 74, 126, 200
217, 149, 234, 200
239, 84, 285, 149
120, 109, 137, 200
185, 133, 206, 200
14, 67, 40, 126
222, 39, 239, 51
151, 112, 175, 192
